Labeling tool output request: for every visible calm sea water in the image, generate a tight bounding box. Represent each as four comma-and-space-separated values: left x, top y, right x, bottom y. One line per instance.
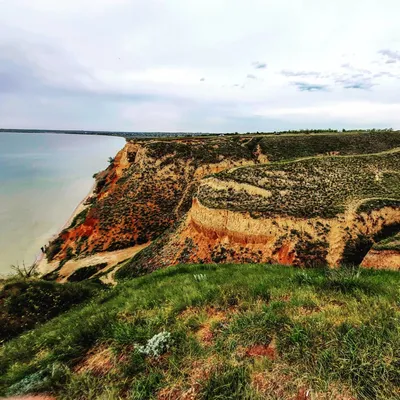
0, 132, 124, 275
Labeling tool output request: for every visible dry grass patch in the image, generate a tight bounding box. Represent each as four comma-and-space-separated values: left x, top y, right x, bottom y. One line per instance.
74, 344, 115, 377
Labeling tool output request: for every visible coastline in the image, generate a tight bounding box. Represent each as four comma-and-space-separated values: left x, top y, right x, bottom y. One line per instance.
35, 182, 96, 274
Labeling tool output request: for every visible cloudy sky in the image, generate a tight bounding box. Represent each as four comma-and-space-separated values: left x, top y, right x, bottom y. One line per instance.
1, 0, 400, 132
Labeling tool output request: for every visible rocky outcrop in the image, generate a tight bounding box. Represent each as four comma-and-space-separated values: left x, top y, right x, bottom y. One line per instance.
361, 230, 400, 269
118, 197, 400, 277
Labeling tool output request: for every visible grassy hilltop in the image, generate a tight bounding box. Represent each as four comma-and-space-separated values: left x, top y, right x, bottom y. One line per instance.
200, 149, 400, 218
1, 264, 400, 399
2, 130, 400, 399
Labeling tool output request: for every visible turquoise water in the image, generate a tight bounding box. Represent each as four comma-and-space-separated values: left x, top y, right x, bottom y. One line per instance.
0, 132, 124, 275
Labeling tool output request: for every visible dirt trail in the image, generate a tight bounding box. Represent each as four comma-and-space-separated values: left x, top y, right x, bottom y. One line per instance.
204, 177, 272, 199
38, 243, 149, 283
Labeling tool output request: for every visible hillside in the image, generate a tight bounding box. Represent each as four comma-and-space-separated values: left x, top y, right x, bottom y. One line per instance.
2, 131, 400, 399
361, 232, 400, 269
37, 131, 400, 282
1, 264, 400, 399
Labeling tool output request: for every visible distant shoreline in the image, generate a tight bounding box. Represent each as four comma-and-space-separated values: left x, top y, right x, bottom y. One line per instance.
0, 129, 218, 139
1, 128, 396, 141
0, 132, 124, 276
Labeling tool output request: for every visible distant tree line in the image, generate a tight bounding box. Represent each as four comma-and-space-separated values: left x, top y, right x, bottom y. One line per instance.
232, 128, 395, 136
0, 127, 395, 139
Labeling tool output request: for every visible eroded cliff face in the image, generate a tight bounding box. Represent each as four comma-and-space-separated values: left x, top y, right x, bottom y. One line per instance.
361, 231, 400, 270
43, 137, 265, 279
361, 250, 400, 269
121, 197, 400, 274
42, 133, 400, 281
116, 147, 400, 278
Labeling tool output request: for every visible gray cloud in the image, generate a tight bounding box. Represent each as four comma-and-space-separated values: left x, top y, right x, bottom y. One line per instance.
1, 1, 400, 131
340, 63, 372, 75
335, 76, 375, 90
282, 70, 321, 78
252, 61, 267, 69
292, 82, 329, 92
343, 81, 374, 90
0, 48, 43, 93
246, 74, 257, 79
379, 49, 400, 63
373, 71, 398, 79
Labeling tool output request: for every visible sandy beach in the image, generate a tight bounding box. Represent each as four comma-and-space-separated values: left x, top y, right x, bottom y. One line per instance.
35, 183, 96, 274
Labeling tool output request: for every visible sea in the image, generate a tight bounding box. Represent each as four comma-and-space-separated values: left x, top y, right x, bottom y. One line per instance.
0, 132, 125, 276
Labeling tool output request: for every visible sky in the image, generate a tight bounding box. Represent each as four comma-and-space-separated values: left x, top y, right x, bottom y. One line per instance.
1, 0, 400, 132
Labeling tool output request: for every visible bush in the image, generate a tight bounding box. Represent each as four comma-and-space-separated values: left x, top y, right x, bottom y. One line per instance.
0, 279, 102, 342
46, 237, 64, 261
67, 263, 107, 282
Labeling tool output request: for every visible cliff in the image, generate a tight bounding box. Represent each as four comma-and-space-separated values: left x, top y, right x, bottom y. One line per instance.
117, 150, 400, 278
39, 132, 400, 281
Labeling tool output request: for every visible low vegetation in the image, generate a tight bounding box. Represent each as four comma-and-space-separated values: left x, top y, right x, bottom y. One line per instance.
201, 150, 400, 218
67, 263, 108, 282
373, 231, 400, 251
1, 263, 400, 399
49, 131, 400, 265
250, 130, 400, 161
0, 278, 102, 343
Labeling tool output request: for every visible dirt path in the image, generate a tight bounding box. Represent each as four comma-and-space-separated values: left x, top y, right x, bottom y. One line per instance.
204, 177, 272, 199
58, 243, 149, 283
38, 243, 149, 283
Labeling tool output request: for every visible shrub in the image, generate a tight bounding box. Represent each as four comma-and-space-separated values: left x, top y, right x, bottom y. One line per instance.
137, 331, 173, 358
46, 237, 64, 261
6, 363, 69, 397
67, 263, 107, 282
0, 279, 101, 342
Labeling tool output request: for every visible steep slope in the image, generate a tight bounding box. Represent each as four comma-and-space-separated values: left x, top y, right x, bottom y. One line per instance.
118, 149, 400, 278
2, 264, 400, 400
362, 230, 400, 269
40, 137, 263, 280
40, 131, 400, 280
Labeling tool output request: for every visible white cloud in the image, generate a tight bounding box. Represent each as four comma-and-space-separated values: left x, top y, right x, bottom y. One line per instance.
255, 101, 400, 127
1, 0, 400, 131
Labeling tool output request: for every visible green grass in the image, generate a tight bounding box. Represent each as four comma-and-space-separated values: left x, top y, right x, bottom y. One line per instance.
1, 264, 400, 399
0, 279, 102, 343
253, 131, 400, 162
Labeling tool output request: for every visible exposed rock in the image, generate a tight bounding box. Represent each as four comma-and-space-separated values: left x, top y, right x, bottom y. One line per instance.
361, 249, 400, 269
